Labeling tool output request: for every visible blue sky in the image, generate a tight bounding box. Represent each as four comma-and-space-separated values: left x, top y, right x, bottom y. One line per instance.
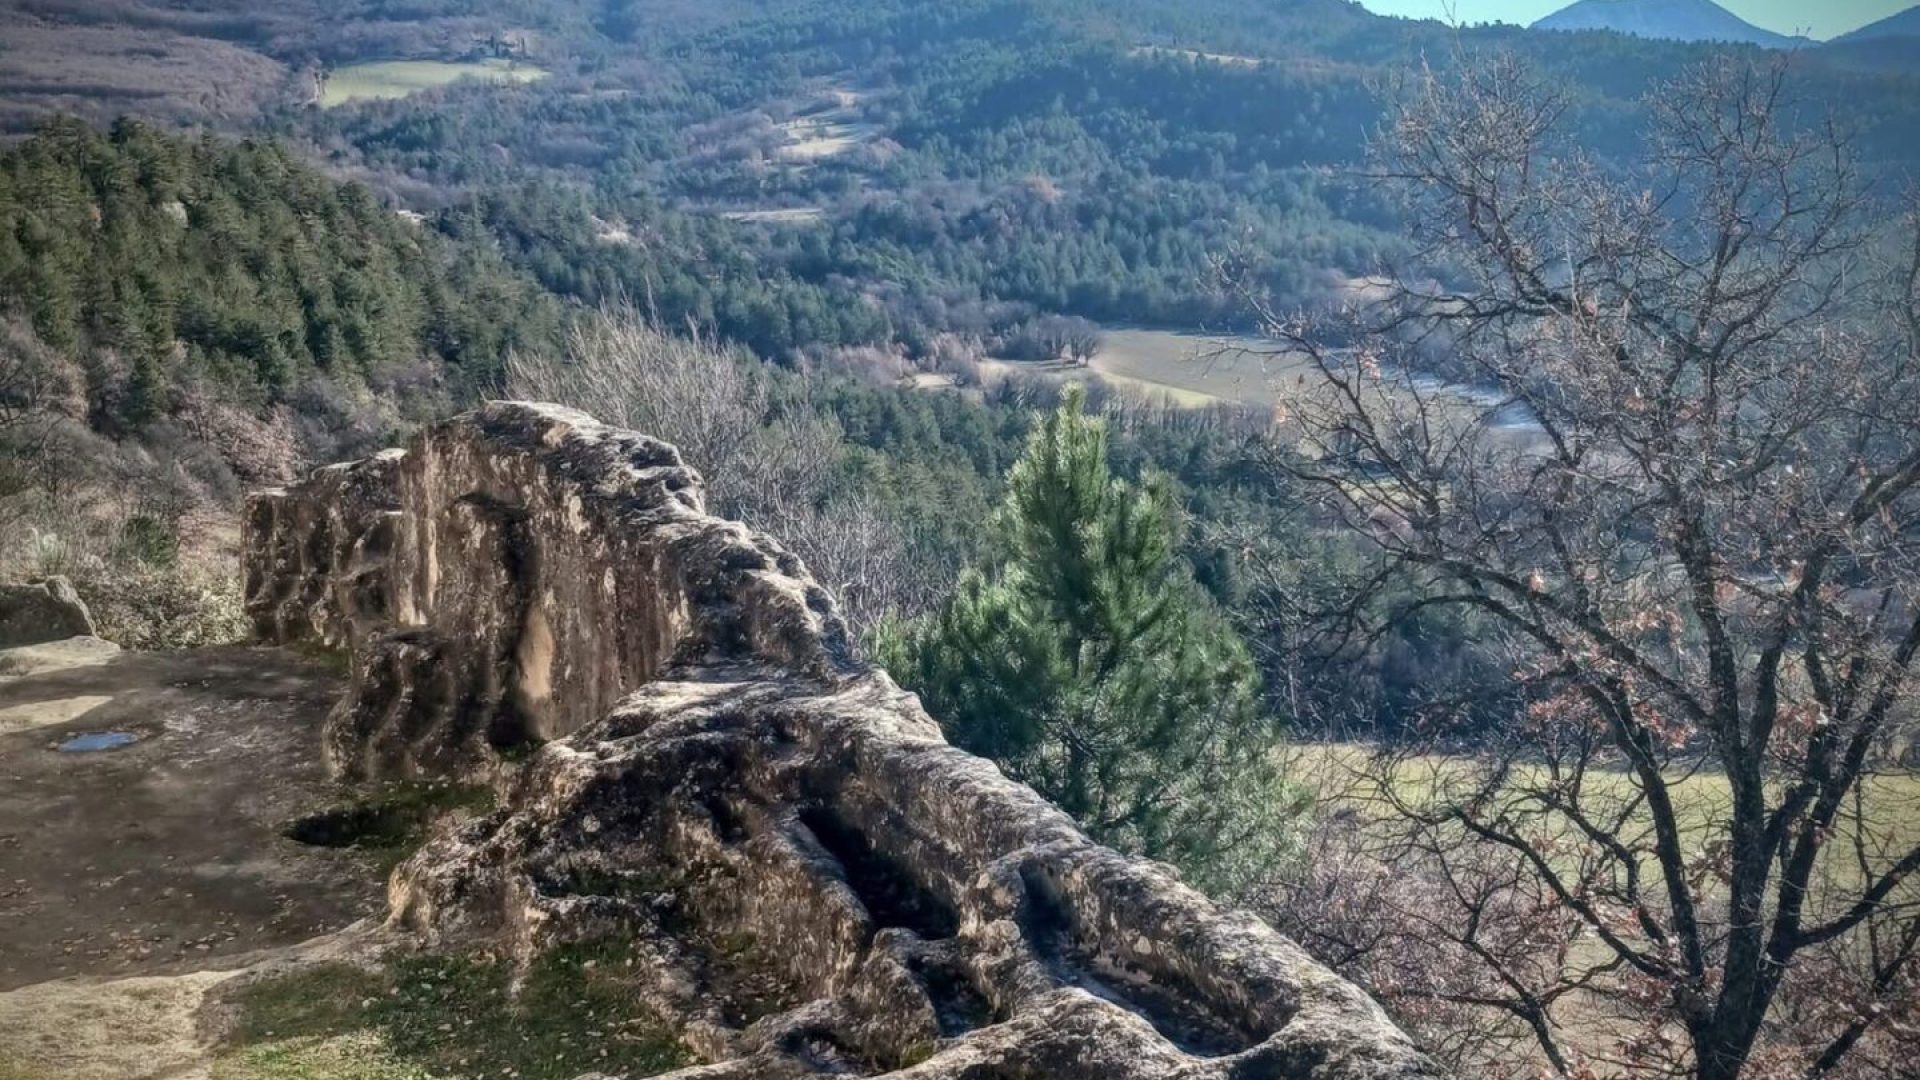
1353, 1, 1911, 41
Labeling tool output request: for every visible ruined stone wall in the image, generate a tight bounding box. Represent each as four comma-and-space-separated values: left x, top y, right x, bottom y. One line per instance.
244, 402, 1442, 1079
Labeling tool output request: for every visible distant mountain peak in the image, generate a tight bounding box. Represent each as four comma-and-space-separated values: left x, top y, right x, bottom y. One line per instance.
1532, 0, 1807, 49
1834, 5, 1920, 42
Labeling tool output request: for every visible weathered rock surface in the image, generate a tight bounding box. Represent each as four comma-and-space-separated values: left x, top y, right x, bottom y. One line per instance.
0, 575, 97, 648
247, 404, 850, 780
0, 634, 121, 682
0, 646, 373, 990
245, 402, 1442, 1079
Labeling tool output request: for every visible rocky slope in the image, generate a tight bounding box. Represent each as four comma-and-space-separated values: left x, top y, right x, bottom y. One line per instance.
243, 401, 1442, 1079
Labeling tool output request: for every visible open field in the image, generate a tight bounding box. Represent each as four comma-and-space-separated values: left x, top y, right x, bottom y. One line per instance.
321, 59, 547, 108
1093, 328, 1532, 420
1288, 742, 1920, 894
1128, 45, 1265, 68
1091, 328, 1292, 405
984, 329, 1543, 436
775, 115, 881, 160
976, 330, 1278, 408
773, 82, 882, 162
977, 355, 1226, 408
720, 207, 827, 224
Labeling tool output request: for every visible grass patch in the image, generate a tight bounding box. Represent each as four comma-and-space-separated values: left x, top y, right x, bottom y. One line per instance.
214, 1033, 436, 1080
220, 941, 686, 1080
322, 59, 548, 108
1291, 742, 1920, 896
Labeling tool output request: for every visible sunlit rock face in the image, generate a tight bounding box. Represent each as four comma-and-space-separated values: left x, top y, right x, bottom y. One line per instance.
245, 401, 1442, 1079
245, 402, 852, 779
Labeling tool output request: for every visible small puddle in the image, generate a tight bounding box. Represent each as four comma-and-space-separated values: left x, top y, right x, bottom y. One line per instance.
57, 730, 141, 753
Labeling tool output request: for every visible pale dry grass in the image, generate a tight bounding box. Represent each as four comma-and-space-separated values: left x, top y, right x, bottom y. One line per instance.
1289, 741, 1920, 904
321, 59, 547, 108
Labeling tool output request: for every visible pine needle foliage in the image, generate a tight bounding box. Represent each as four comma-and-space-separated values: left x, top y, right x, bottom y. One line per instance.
879, 388, 1304, 895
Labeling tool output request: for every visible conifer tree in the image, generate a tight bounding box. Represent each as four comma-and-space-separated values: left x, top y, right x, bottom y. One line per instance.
879, 389, 1302, 894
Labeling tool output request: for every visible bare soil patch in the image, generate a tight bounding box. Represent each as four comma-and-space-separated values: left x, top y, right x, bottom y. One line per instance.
0, 647, 378, 991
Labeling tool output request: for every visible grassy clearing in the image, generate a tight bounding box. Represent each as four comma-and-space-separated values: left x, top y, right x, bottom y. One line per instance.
1088, 328, 1303, 407
720, 207, 826, 224
983, 328, 1399, 412
977, 355, 1227, 408
1083, 330, 1538, 444
322, 60, 548, 108
1127, 45, 1265, 68
1289, 742, 1920, 895
980, 328, 1389, 411
217, 942, 686, 1080
1095, 370, 1225, 408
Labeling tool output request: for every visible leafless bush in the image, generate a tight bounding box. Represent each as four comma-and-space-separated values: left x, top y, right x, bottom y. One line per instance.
0, 320, 84, 499
805, 343, 915, 386
923, 333, 987, 387
1258, 803, 1561, 1078
996, 315, 1102, 365
507, 304, 946, 635
0, 438, 247, 651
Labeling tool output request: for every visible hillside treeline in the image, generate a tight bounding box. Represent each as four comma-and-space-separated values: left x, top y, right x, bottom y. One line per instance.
0, 119, 558, 432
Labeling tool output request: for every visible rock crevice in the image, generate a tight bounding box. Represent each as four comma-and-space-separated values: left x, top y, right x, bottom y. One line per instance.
244, 401, 1441, 1079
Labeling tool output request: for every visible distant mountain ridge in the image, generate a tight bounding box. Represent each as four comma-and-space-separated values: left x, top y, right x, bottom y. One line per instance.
1834, 6, 1920, 42
1532, 0, 1807, 48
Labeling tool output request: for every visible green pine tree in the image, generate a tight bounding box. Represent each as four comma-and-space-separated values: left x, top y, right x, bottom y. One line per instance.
877, 389, 1304, 895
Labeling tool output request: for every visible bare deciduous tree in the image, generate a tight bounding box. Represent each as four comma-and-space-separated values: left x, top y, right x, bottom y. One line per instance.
507, 307, 776, 506
506, 304, 947, 635
1244, 55, 1920, 1078
1000, 314, 1103, 365
1064, 321, 1102, 367
0, 320, 75, 496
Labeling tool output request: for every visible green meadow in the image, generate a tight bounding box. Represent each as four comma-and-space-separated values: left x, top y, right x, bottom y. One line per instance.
322, 59, 547, 108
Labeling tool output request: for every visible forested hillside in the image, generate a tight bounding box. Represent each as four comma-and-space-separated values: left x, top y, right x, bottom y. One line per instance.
0, 120, 558, 431
0, 121, 557, 646
255, 0, 1920, 350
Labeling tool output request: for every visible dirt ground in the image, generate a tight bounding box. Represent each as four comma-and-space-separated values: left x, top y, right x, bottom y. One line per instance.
0, 645, 381, 991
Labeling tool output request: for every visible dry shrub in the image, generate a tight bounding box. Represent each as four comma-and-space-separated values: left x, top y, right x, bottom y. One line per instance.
2, 354, 251, 652
507, 305, 946, 636
175, 389, 304, 486
74, 559, 248, 650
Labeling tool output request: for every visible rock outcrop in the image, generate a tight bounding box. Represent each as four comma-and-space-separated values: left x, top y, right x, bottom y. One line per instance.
0, 576, 98, 648
244, 402, 1442, 1079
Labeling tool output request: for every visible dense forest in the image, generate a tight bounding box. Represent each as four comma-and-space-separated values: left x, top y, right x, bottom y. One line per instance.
241, 0, 1919, 355
0, 119, 559, 431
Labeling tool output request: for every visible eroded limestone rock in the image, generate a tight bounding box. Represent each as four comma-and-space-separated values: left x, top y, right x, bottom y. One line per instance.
246, 402, 1443, 1079
247, 403, 852, 779
0, 576, 97, 648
